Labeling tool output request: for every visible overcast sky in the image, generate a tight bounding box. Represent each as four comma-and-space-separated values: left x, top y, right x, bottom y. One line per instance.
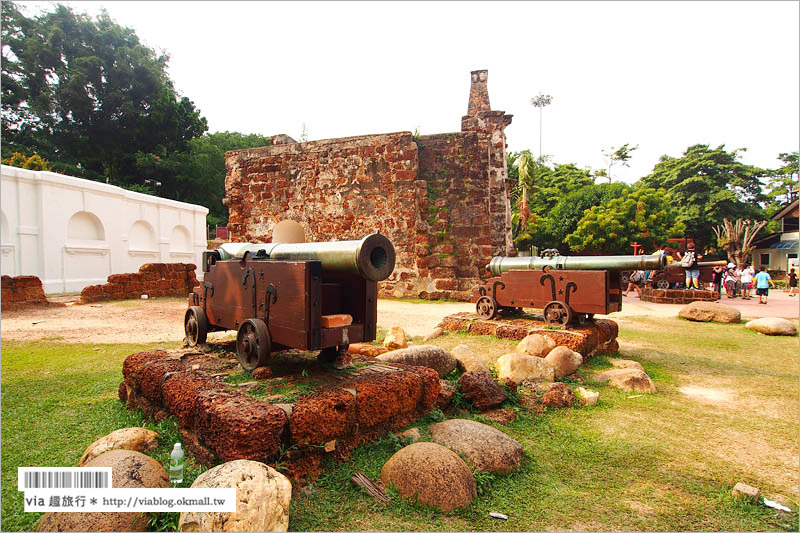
21, 1, 800, 183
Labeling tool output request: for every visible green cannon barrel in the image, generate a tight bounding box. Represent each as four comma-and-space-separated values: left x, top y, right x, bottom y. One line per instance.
213, 233, 396, 282
486, 253, 667, 276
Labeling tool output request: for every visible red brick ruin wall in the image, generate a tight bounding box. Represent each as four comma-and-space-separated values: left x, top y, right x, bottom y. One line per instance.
1, 275, 51, 310
79, 263, 198, 304
224, 70, 513, 300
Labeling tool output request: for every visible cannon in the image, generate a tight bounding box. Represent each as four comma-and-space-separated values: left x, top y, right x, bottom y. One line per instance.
474, 252, 667, 327
185, 233, 395, 371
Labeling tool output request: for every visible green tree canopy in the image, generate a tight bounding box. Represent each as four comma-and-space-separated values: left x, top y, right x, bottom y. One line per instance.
640, 144, 766, 249
764, 151, 798, 214
132, 132, 273, 226
565, 187, 685, 254
1, 2, 207, 181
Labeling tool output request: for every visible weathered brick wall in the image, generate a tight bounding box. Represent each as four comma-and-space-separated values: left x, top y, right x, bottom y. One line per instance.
1, 275, 51, 310
225, 132, 422, 297
79, 263, 198, 304
224, 70, 513, 300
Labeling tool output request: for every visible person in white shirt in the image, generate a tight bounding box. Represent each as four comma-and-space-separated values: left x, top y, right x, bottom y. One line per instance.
739, 264, 755, 300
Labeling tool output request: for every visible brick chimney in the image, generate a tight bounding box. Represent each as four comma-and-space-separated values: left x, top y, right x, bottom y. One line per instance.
466, 70, 491, 116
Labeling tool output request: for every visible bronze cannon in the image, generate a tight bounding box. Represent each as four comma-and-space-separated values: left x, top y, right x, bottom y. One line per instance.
474, 252, 667, 327
186, 234, 395, 371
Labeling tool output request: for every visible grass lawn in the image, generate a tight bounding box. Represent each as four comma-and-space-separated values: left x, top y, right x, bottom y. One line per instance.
2, 317, 798, 531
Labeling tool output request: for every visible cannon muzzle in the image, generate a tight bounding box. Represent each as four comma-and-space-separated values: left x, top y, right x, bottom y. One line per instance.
214, 233, 396, 282
486, 253, 667, 276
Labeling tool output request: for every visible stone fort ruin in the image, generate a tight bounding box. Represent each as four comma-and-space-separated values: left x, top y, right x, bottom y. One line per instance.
224, 70, 513, 300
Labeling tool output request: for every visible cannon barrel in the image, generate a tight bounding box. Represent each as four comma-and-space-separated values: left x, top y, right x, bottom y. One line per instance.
214, 233, 396, 282
486, 253, 667, 276
665, 260, 728, 269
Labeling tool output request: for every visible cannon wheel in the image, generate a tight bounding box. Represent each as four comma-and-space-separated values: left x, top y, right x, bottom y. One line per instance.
656, 279, 670, 289
236, 318, 271, 371
476, 296, 498, 320
543, 300, 573, 329
184, 306, 208, 346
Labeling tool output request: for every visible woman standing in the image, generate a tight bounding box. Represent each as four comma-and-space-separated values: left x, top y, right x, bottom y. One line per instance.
789, 268, 798, 297
739, 264, 755, 300
711, 265, 724, 301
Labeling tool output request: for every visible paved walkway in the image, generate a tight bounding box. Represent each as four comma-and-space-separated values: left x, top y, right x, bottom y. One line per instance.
611, 289, 800, 321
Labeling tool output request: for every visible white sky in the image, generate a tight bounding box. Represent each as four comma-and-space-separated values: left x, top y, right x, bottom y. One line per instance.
20, 1, 800, 183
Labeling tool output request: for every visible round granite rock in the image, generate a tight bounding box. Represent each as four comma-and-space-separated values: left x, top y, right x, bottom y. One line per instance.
380, 442, 476, 511
429, 418, 523, 474
37, 450, 169, 532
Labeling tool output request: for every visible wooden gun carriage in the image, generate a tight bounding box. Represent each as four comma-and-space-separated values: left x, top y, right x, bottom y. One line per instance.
185, 234, 395, 371
473, 252, 667, 327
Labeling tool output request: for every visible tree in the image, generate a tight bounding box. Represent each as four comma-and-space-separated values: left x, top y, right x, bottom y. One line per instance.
602, 143, 638, 182
1, 2, 207, 182
764, 151, 799, 213
713, 218, 768, 268
640, 144, 766, 250
131, 132, 273, 226
565, 187, 685, 254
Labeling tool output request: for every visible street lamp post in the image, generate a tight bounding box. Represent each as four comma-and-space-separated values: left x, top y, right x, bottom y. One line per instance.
530, 93, 553, 161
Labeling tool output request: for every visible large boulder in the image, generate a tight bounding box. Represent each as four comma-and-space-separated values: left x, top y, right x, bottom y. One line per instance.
458, 369, 507, 411
376, 345, 457, 377
678, 301, 741, 323
543, 346, 583, 379
178, 460, 291, 532
383, 326, 408, 350
515, 334, 556, 357
593, 368, 656, 393
745, 317, 798, 336
495, 353, 554, 384
37, 450, 169, 532
380, 442, 476, 512
429, 419, 522, 474
451, 344, 489, 373
78, 427, 159, 466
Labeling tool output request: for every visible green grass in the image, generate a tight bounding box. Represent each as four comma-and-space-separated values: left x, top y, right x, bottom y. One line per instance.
0, 339, 208, 532
2, 317, 798, 531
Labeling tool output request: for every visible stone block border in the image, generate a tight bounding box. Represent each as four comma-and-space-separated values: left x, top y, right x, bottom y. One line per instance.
437, 312, 619, 358
641, 288, 717, 305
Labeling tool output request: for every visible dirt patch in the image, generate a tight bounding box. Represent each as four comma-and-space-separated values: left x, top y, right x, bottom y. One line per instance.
678, 386, 735, 405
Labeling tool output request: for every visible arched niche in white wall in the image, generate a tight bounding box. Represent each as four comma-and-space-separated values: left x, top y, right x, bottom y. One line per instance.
64, 210, 110, 286
1, 210, 10, 243
128, 220, 158, 254
169, 224, 194, 260
1, 209, 14, 276
67, 211, 105, 241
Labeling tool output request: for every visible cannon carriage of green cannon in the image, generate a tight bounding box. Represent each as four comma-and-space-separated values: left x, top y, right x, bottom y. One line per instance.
472, 252, 669, 328
184, 234, 395, 371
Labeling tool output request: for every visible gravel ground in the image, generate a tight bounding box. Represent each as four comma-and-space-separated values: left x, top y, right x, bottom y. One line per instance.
2, 292, 796, 344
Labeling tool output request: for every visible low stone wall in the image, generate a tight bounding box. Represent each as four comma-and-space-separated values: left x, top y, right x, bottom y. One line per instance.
79, 263, 198, 304
120, 350, 439, 486
641, 288, 717, 304
437, 313, 619, 358
1, 275, 58, 311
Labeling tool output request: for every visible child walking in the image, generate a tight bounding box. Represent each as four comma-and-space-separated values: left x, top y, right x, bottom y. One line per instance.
754, 266, 776, 304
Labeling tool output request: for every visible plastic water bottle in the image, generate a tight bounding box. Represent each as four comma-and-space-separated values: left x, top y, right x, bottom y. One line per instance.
169, 443, 184, 484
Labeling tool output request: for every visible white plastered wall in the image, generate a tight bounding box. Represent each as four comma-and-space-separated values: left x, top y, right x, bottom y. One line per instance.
1, 165, 208, 294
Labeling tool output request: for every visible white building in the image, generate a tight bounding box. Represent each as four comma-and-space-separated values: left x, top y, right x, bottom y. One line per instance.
1, 165, 208, 294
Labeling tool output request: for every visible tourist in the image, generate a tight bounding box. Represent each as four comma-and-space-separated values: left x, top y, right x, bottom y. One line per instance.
754, 266, 776, 304
676, 242, 703, 289
723, 264, 738, 298
711, 265, 724, 301
623, 270, 645, 298
739, 264, 755, 300
789, 268, 798, 297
